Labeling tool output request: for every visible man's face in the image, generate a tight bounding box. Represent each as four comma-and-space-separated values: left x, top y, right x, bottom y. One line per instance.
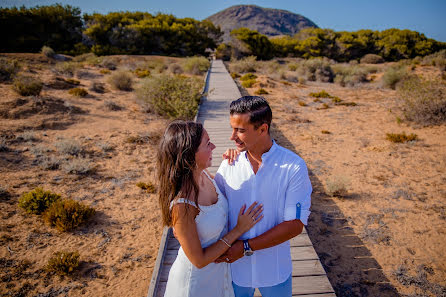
229, 113, 263, 152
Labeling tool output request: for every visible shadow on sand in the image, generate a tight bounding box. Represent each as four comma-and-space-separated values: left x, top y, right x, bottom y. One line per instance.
272, 126, 401, 297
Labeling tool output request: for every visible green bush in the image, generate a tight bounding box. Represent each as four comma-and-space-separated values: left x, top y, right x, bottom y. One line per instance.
108, 70, 133, 91
183, 56, 210, 75
72, 53, 101, 65
229, 56, 258, 73
0, 58, 20, 82
136, 74, 202, 119
309, 90, 332, 98
421, 49, 446, 71
255, 88, 269, 95
360, 54, 384, 64
381, 65, 409, 89
12, 76, 43, 96
43, 199, 95, 232
136, 182, 157, 193
41, 46, 55, 58
68, 87, 88, 97
134, 68, 151, 78
46, 251, 80, 275
18, 188, 61, 215
241, 79, 256, 88
240, 73, 257, 81
386, 132, 418, 143
398, 77, 446, 126
230, 73, 240, 79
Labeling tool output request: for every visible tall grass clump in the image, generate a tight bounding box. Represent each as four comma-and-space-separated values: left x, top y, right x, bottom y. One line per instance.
43, 199, 95, 232
381, 65, 409, 89
332, 64, 374, 87
229, 56, 258, 73
12, 75, 43, 96
0, 57, 20, 82
421, 49, 446, 71
136, 74, 202, 119
108, 70, 133, 91
297, 58, 334, 82
325, 175, 350, 197
18, 188, 61, 215
41, 46, 55, 58
398, 76, 446, 126
46, 251, 80, 275
183, 56, 210, 75
54, 61, 80, 76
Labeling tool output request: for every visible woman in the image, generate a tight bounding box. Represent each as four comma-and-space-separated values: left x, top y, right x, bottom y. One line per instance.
158, 120, 263, 297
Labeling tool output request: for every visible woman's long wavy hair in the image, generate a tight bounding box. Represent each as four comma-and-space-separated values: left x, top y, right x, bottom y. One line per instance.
157, 120, 203, 227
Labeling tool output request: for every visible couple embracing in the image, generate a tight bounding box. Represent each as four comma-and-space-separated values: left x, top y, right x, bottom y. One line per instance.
158, 96, 312, 297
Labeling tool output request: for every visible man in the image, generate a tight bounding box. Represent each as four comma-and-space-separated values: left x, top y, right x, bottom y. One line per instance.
214, 96, 312, 297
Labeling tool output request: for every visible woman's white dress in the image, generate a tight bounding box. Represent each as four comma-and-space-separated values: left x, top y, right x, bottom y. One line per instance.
164, 172, 234, 297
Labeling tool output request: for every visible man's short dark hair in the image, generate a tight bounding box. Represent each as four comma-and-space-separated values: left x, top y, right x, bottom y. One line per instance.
230, 96, 272, 132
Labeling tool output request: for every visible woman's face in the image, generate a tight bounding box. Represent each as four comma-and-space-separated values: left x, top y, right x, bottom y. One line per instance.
195, 129, 216, 170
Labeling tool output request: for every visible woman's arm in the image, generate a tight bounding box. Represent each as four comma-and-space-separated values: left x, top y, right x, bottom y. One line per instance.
172, 202, 262, 269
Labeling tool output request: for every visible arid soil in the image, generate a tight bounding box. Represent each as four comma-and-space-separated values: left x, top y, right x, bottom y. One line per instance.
0, 54, 445, 297
239, 66, 446, 297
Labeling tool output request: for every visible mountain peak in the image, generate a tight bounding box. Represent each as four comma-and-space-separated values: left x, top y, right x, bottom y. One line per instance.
206, 5, 318, 42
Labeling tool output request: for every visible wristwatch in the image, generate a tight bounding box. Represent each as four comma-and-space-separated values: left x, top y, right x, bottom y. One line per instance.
243, 240, 253, 256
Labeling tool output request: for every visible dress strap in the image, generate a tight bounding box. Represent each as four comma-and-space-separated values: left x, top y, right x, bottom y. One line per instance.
170, 198, 198, 210
203, 170, 212, 181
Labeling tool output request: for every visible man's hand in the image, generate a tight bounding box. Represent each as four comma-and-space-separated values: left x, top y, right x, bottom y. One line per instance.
215, 240, 244, 263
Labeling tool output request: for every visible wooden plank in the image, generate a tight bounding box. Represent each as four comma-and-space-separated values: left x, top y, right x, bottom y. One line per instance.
290, 233, 312, 246
292, 276, 335, 295
292, 260, 327, 276
147, 227, 170, 297
290, 246, 319, 261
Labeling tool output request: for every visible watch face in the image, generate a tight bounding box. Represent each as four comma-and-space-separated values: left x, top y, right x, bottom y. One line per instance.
244, 250, 253, 256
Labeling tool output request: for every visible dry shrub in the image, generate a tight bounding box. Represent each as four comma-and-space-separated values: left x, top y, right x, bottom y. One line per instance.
144, 59, 168, 73
68, 87, 88, 97
90, 81, 105, 93
421, 49, 446, 71
55, 139, 82, 155
332, 64, 372, 87
183, 56, 210, 75
241, 79, 256, 88
297, 58, 334, 82
136, 74, 202, 119
386, 132, 418, 143
229, 56, 258, 73
46, 251, 80, 275
73, 53, 101, 66
17, 131, 37, 142
169, 63, 184, 74
53, 61, 80, 76
43, 199, 95, 232
255, 88, 269, 95
62, 158, 94, 175
0, 57, 20, 82
41, 46, 55, 58
240, 73, 257, 81
360, 54, 384, 64
325, 175, 350, 197
309, 90, 332, 98
398, 77, 446, 126
381, 65, 410, 89
108, 70, 133, 91
12, 75, 43, 96
39, 156, 62, 170
100, 57, 117, 70
104, 100, 122, 111
134, 68, 151, 78
136, 182, 157, 193
18, 188, 61, 215
126, 132, 161, 145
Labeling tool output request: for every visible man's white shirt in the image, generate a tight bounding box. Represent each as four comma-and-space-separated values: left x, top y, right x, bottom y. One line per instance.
214, 141, 312, 288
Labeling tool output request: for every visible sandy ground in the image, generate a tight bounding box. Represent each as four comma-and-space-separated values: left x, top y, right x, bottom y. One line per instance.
238, 65, 446, 297
0, 54, 445, 297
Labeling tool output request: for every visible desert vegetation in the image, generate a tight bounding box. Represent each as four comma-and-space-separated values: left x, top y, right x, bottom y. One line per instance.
0, 52, 209, 296
227, 54, 446, 297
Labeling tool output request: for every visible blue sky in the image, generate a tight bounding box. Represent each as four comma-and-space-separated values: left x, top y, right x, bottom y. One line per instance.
2, 0, 446, 42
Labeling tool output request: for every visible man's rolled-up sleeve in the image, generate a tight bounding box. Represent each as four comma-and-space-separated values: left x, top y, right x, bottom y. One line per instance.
283, 160, 312, 225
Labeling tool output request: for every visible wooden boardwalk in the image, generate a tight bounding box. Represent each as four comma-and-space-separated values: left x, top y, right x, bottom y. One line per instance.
147, 60, 335, 297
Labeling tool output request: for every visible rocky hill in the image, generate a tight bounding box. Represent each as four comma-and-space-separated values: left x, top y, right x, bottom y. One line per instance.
206, 5, 318, 42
